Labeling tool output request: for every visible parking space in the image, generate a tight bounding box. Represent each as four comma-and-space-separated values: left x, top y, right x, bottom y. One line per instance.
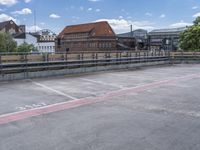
0, 64, 200, 150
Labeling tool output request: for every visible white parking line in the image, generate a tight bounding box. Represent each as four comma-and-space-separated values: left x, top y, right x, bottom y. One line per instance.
80, 78, 123, 89
29, 80, 77, 100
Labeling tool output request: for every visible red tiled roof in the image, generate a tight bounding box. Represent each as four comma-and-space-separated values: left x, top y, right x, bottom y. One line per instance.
58, 21, 116, 38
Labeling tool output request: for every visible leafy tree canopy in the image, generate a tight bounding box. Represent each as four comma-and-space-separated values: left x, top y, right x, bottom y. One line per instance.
0, 32, 17, 53
193, 16, 200, 25
17, 43, 38, 53
179, 17, 200, 51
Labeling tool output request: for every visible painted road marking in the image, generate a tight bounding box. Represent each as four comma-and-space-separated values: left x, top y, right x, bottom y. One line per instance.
80, 78, 123, 88
30, 80, 77, 100
0, 73, 200, 125
16, 102, 47, 111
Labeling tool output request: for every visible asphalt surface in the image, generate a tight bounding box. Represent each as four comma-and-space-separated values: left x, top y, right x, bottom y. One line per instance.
1, 64, 200, 150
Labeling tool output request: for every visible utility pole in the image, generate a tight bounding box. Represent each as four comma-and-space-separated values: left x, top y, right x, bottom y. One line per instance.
34, 10, 36, 33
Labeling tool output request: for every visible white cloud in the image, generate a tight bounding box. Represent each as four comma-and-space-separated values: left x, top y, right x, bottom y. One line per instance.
192, 6, 198, 10
88, 8, 92, 11
145, 12, 152, 17
170, 20, 192, 28
193, 12, 200, 18
95, 9, 100, 12
26, 25, 42, 32
160, 14, 166, 18
0, 0, 17, 6
12, 8, 32, 15
95, 18, 154, 33
0, 13, 16, 22
88, 0, 100, 2
24, 0, 31, 3
49, 13, 60, 19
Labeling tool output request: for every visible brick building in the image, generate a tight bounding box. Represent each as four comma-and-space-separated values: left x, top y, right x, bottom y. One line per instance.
56, 21, 117, 52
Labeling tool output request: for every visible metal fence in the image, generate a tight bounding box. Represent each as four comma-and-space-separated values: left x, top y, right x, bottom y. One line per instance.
0, 51, 170, 74
170, 52, 200, 63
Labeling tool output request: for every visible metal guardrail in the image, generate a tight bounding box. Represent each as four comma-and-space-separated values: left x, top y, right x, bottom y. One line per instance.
3, 51, 200, 74
170, 52, 200, 63
0, 51, 168, 63
0, 51, 170, 74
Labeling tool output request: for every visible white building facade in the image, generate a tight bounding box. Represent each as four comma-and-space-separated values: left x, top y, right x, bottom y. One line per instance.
36, 42, 55, 53
14, 33, 38, 46
13, 29, 57, 53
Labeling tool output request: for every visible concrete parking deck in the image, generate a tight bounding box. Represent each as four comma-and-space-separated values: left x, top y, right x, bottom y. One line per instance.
0, 64, 200, 150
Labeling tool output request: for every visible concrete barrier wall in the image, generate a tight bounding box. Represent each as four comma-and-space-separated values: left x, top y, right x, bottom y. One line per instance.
0, 60, 170, 82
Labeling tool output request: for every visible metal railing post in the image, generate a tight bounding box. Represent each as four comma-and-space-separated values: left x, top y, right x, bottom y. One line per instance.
169, 51, 173, 64
181, 51, 184, 63
139, 51, 141, 63
47, 53, 49, 62
96, 53, 98, 60
25, 54, 28, 79
65, 52, 67, 61
129, 52, 132, 64
0, 54, 2, 75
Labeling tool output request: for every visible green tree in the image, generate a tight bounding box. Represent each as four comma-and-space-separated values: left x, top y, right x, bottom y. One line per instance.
17, 43, 38, 53
193, 16, 200, 25
179, 17, 200, 51
0, 32, 17, 53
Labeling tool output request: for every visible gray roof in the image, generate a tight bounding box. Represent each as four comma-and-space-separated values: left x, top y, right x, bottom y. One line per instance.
13, 32, 26, 39
118, 29, 147, 38
149, 27, 186, 33
118, 32, 132, 37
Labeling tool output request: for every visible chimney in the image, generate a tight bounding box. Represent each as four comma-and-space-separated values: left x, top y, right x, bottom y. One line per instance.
130, 25, 133, 37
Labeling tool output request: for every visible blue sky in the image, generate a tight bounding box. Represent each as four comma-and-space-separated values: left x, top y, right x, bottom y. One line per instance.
0, 0, 199, 34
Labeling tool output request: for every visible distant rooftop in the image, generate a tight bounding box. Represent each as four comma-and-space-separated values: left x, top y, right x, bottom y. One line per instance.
118, 29, 148, 38
0, 20, 17, 30
150, 27, 187, 33
58, 21, 116, 38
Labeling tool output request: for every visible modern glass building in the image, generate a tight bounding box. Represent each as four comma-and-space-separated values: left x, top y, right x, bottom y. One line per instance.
148, 27, 186, 51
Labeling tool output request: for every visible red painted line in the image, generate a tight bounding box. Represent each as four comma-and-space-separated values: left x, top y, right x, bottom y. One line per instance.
0, 73, 200, 125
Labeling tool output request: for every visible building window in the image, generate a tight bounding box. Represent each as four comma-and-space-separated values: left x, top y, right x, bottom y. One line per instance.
109, 43, 112, 48
99, 43, 102, 48
105, 43, 107, 48
102, 43, 105, 48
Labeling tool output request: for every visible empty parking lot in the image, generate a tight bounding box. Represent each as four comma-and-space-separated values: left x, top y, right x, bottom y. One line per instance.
0, 64, 200, 150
